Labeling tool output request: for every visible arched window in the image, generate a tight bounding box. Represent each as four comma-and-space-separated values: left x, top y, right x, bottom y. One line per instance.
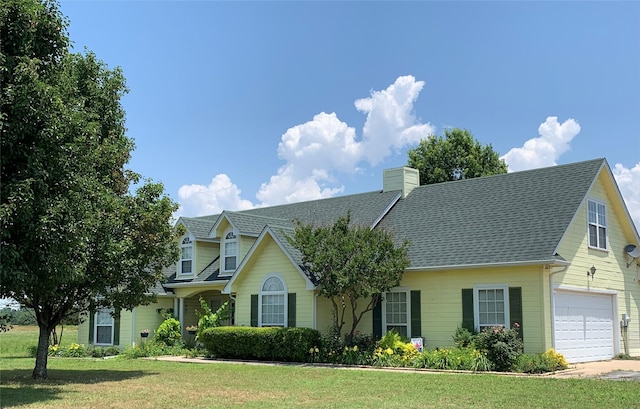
223, 230, 237, 272
179, 236, 193, 275
259, 275, 286, 327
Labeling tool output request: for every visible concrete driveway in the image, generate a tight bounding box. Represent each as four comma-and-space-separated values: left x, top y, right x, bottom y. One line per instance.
550, 359, 640, 380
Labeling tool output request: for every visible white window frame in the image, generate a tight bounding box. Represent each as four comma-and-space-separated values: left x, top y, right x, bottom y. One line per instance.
178, 236, 194, 276
258, 273, 287, 327
381, 288, 411, 338
587, 199, 607, 250
222, 230, 238, 273
473, 285, 510, 332
94, 308, 114, 346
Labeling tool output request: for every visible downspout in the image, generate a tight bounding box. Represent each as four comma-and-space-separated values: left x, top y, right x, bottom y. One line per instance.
131, 307, 136, 348
548, 264, 568, 350
229, 293, 236, 326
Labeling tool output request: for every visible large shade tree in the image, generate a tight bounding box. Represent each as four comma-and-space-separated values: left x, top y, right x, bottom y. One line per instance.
407, 128, 507, 185
0, 0, 179, 379
287, 213, 410, 340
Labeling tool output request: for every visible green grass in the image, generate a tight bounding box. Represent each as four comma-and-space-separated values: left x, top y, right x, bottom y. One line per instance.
2, 327, 639, 409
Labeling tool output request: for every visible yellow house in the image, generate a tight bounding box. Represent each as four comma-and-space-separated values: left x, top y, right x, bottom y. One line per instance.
79, 158, 640, 363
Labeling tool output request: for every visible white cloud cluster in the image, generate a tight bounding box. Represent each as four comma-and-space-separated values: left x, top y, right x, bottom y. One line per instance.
501, 116, 581, 172
612, 162, 640, 232
176, 174, 254, 217
179, 75, 432, 213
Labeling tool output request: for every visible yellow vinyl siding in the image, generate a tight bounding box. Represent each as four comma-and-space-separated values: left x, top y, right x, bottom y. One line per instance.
555, 175, 640, 356
232, 235, 313, 328
315, 296, 373, 337
195, 241, 218, 275
397, 267, 544, 354
132, 298, 174, 344
239, 236, 256, 261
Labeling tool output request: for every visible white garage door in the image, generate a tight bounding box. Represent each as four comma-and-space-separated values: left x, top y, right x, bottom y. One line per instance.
554, 291, 614, 363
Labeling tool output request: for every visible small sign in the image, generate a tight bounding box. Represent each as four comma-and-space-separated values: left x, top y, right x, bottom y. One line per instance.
411, 337, 423, 352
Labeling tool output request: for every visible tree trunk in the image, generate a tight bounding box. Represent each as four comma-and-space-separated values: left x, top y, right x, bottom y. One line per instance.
32, 324, 51, 379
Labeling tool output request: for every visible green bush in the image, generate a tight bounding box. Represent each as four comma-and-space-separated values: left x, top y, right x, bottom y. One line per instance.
515, 349, 568, 373
121, 340, 187, 358
153, 318, 182, 346
200, 326, 322, 362
195, 297, 231, 340
412, 347, 491, 371
452, 326, 477, 348
474, 325, 523, 371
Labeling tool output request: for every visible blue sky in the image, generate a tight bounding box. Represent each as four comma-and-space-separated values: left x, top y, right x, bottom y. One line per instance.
58, 1, 639, 228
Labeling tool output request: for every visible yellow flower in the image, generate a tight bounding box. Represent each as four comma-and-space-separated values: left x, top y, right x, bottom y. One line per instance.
385, 348, 394, 355
352, 345, 358, 352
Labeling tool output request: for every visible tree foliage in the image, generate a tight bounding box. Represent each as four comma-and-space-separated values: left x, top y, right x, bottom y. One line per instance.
286, 213, 410, 340
407, 128, 507, 185
0, 0, 179, 379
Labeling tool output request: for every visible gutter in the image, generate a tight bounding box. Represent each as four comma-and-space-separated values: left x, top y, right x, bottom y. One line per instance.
163, 280, 230, 288
405, 259, 570, 272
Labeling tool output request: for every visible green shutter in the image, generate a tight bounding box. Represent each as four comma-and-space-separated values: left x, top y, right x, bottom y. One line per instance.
287, 293, 296, 327
461, 289, 474, 332
113, 311, 121, 345
250, 294, 258, 327
372, 294, 382, 339
88, 310, 94, 344
410, 290, 421, 338
509, 287, 523, 341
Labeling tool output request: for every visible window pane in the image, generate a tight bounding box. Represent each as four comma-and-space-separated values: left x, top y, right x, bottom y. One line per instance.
589, 225, 598, 247
96, 326, 112, 344
598, 227, 607, 249
263, 277, 284, 291
96, 310, 112, 325
182, 247, 192, 259
225, 256, 236, 270
477, 289, 506, 328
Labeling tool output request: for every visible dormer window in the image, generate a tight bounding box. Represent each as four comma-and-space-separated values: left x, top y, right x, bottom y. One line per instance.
223, 231, 237, 272
180, 236, 193, 275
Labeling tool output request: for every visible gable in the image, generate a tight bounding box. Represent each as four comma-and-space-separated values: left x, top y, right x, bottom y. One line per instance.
378, 159, 605, 269
223, 227, 314, 294
557, 165, 640, 267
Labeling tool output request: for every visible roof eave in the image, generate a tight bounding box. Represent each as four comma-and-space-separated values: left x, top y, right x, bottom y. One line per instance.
164, 279, 230, 288
405, 259, 571, 272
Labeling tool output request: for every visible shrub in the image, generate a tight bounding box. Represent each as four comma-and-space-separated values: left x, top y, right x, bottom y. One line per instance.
452, 326, 476, 348
474, 325, 523, 371
514, 349, 568, 374
195, 297, 231, 340
153, 318, 182, 346
121, 340, 187, 358
370, 331, 418, 367
200, 326, 322, 362
412, 347, 491, 371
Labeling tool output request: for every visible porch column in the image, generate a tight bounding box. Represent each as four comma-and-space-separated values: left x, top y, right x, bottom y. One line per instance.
178, 297, 185, 335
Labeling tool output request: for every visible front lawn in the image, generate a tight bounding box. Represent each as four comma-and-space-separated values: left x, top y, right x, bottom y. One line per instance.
1, 327, 639, 409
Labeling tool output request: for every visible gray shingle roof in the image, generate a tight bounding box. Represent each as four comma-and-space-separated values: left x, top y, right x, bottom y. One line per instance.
224, 212, 291, 236
377, 158, 605, 268
240, 190, 401, 228
179, 215, 219, 239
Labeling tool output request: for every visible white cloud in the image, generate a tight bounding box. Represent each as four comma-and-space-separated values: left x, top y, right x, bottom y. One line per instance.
501, 116, 581, 172
612, 162, 640, 233
176, 174, 254, 217
178, 75, 431, 215
356, 75, 435, 165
